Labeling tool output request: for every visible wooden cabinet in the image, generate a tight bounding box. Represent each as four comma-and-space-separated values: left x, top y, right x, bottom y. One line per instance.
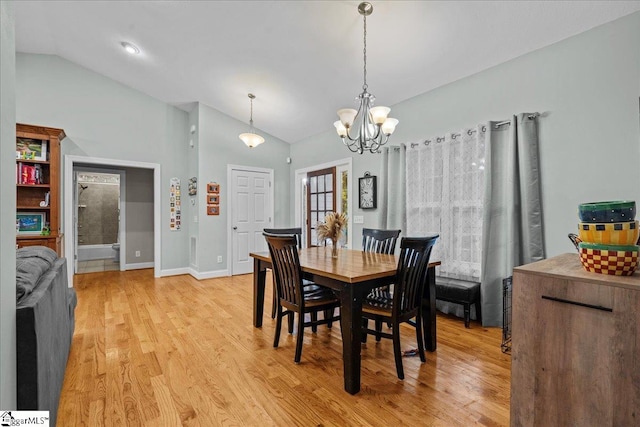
511, 253, 640, 426
16, 123, 65, 255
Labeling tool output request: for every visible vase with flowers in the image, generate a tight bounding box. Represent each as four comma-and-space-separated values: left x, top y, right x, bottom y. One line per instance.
317, 212, 348, 258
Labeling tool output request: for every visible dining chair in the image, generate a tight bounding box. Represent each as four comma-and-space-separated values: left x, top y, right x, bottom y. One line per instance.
264, 233, 341, 364
263, 228, 323, 322
362, 228, 401, 316
362, 228, 401, 255
361, 235, 438, 380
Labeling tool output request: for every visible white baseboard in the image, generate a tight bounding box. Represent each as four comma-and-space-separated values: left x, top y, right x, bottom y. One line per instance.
125, 262, 155, 271
157, 267, 230, 279
188, 268, 229, 280
159, 267, 190, 277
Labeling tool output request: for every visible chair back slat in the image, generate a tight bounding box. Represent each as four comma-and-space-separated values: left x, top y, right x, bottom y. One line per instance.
264, 233, 304, 308
362, 228, 401, 255
393, 236, 439, 317
264, 227, 303, 249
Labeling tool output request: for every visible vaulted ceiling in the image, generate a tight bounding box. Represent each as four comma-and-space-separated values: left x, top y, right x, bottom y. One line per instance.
14, 1, 640, 144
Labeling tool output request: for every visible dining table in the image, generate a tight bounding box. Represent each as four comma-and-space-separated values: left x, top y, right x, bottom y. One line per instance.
250, 246, 440, 395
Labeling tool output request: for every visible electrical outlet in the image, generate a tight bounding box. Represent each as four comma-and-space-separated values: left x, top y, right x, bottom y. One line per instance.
194, 215, 198, 223
217, 256, 222, 263
353, 215, 364, 224
135, 250, 141, 257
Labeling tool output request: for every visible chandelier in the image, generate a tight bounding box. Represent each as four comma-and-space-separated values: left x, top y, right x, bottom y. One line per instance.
334, 2, 398, 154
239, 93, 265, 148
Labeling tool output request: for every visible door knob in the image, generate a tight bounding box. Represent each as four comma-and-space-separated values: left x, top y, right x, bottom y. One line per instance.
233, 226, 238, 230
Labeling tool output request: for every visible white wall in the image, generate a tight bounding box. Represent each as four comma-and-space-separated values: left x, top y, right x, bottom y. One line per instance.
195, 103, 291, 274
16, 54, 190, 271
291, 12, 640, 257
0, 0, 16, 409
15, 55, 294, 276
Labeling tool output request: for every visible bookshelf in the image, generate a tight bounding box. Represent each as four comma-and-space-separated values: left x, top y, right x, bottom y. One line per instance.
16, 123, 65, 255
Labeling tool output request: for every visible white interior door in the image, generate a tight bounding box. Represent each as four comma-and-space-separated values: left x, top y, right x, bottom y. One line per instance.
231, 168, 272, 275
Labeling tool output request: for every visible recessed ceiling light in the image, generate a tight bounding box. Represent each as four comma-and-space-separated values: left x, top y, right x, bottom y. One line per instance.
120, 41, 140, 55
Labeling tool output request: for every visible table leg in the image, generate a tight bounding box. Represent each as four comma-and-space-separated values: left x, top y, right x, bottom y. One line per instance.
422, 265, 437, 351
253, 258, 267, 328
339, 286, 362, 395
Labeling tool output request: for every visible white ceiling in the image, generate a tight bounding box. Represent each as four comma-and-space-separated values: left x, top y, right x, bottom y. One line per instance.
14, 1, 640, 144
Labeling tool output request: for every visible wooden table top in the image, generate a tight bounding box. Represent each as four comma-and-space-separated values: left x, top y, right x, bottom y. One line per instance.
251, 246, 440, 284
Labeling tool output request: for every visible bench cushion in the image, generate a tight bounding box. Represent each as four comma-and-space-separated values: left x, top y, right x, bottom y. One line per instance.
436, 279, 480, 303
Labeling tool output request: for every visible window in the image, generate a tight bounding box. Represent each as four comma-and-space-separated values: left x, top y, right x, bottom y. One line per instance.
406, 127, 485, 282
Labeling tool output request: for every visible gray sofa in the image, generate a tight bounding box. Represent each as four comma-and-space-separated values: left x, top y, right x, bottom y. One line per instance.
16, 247, 76, 427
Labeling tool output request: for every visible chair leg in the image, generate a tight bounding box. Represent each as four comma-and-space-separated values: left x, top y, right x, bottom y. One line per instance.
311, 312, 318, 333
288, 311, 294, 334
361, 318, 369, 343
414, 314, 426, 363
464, 303, 471, 328
325, 308, 333, 328
392, 322, 404, 380
273, 307, 283, 348
294, 312, 305, 364
271, 283, 277, 319
375, 319, 383, 342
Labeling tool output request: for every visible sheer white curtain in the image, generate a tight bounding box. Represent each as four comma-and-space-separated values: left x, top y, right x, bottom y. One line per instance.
406, 125, 486, 282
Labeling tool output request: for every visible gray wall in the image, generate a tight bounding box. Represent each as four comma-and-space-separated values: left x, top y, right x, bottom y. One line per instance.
125, 167, 154, 264
0, 0, 16, 409
195, 103, 291, 273
15, 54, 190, 271
291, 12, 640, 257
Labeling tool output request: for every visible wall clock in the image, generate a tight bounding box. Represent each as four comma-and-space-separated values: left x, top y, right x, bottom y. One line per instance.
359, 173, 377, 209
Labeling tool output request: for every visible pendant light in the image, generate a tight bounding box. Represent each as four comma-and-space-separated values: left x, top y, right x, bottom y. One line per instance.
239, 93, 265, 148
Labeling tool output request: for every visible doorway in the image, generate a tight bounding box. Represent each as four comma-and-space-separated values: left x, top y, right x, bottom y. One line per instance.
227, 165, 274, 275
64, 155, 161, 282
75, 170, 124, 273
295, 158, 352, 249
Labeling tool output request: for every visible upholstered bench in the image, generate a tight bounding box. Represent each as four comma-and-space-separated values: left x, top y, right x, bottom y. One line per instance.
435, 278, 481, 328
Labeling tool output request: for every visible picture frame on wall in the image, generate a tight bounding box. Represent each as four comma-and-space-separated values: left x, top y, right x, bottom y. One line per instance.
207, 194, 219, 204
207, 183, 220, 194
16, 212, 45, 235
188, 177, 197, 196
207, 205, 220, 215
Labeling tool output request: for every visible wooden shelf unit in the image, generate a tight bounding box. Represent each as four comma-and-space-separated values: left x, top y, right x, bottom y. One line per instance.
16, 123, 65, 255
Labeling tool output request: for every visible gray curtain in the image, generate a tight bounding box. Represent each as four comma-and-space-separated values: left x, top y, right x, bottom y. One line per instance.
481, 113, 545, 326
378, 144, 406, 235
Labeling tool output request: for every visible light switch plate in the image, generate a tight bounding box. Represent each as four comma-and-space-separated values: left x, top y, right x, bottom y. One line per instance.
353, 215, 364, 224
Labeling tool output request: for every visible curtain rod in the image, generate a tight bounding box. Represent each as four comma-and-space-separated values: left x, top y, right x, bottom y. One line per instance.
410, 112, 541, 148
494, 112, 540, 129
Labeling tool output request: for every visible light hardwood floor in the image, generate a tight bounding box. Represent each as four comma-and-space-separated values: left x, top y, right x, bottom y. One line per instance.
59, 269, 510, 426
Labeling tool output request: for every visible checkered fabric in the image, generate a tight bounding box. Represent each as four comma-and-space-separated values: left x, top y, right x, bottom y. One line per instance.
579, 248, 639, 276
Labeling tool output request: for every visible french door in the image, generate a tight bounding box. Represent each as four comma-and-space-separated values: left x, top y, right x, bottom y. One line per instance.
306, 167, 336, 247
